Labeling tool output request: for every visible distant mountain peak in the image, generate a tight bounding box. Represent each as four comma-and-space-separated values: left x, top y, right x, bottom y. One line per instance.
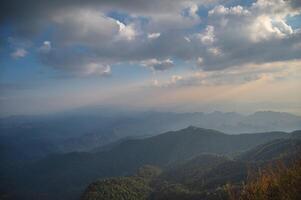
186, 125, 199, 130
252, 110, 297, 116
176, 126, 226, 137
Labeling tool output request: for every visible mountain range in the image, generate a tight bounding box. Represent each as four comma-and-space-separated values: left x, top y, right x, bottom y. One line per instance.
2, 126, 300, 200
1, 109, 301, 163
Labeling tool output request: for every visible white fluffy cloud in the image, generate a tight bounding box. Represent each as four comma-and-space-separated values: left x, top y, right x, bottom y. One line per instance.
39, 41, 51, 53
116, 20, 137, 41
198, 25, 215, 45
141, 58, 174, 71
207, 1, 297, 43
189, 0, 301, 70
147, 32, 161, 39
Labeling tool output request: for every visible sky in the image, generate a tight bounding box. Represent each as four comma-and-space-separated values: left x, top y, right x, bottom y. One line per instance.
0, 0, 301, 116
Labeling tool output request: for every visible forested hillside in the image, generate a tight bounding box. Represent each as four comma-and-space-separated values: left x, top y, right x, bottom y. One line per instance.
82, 136, 301, 200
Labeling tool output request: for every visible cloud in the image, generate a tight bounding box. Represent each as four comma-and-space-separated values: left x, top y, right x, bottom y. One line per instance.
154, 59, 301, 88
208, 4, 249, 16
207, 1, 297, 43
147, 32, 161, 39
1, 0, 301, 76
141, 58, 174, 71
38, 44, 113, 77
188, 0, 301, 70
51, 8, 120, 46
39, 41, 51, 53
116, 20, 137, 41
144, 3, 201, 32
196, 57, 204, 66
81, 62, 111, 77
151, 75, 184, 87
10, 48, 27, 59
7, 37, 31, 59
197, 25, 215, 45
0, 0, 210, 37
187, 3, 199, 19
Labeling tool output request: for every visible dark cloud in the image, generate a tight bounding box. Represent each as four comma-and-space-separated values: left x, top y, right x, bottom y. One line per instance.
0, 0, 210, 24
290, 0, 301, 9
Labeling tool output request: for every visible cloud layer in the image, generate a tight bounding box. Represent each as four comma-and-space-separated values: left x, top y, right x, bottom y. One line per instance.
1, 0, 301, 77
152, 59, 301, 88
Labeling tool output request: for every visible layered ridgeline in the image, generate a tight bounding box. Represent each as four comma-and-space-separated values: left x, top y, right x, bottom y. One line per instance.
3, 127, 300, 200
1, 110, 301, 161
81, 137, 301, 200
